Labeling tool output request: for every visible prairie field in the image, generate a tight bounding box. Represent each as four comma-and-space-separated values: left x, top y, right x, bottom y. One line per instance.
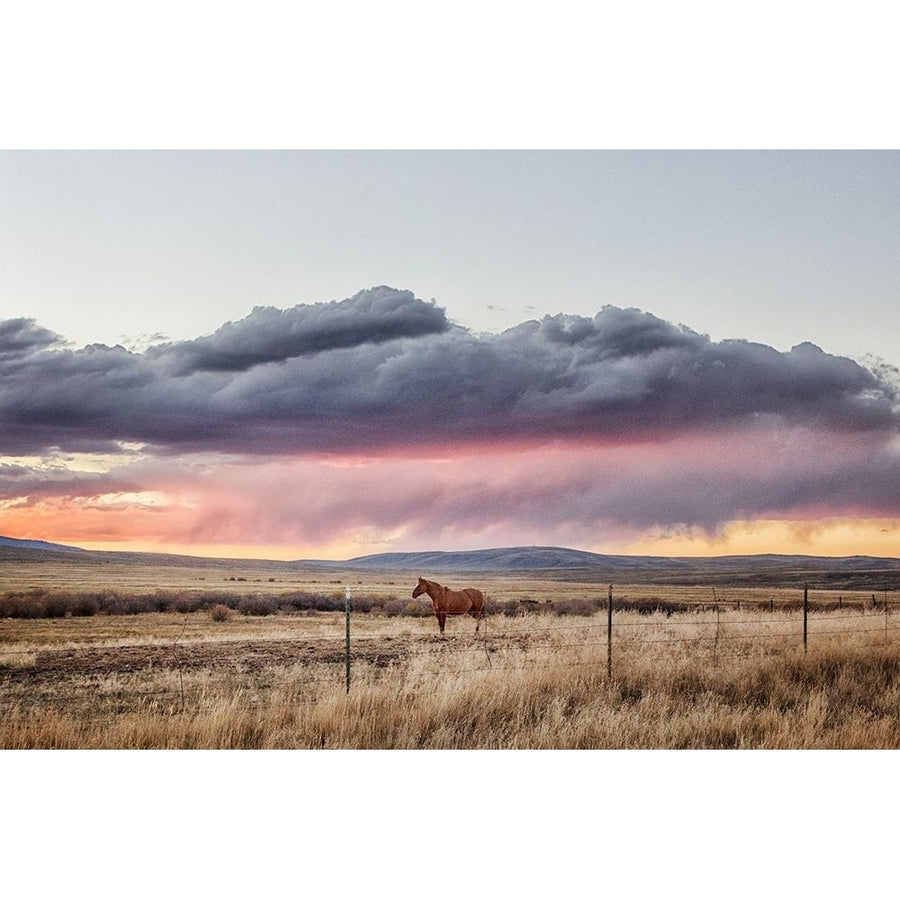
2, 563, 899, 749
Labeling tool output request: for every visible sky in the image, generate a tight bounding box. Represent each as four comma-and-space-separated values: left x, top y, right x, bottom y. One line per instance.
1, 149, 899, 560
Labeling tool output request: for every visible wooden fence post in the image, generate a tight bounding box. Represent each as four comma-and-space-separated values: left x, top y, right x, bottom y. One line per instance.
345, 586, 351, 694
803, 583, 808, 653
607, 584, 613, 679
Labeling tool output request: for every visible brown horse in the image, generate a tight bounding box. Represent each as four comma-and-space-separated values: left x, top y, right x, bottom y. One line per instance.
412, 576, 485, 635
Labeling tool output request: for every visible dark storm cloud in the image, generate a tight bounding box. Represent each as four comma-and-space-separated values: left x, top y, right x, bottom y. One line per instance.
0, 287, 897, 456
154, 286, 450, 374
0, 318, 63, 360
0, 461, 131, 499
393, 453, 900, 537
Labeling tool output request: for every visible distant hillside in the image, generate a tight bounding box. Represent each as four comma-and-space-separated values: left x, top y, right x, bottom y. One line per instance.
3, 537, 899, 590
346, 545, 692, 571
0, 535, 85, 553
345, 545, 900, 575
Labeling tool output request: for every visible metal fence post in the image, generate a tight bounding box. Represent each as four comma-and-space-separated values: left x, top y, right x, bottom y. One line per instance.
345, 586, 351, 694
715, 595, 720, 663
607, 584, 613, 679
711, 588, 720, 663
803, 583, 808, 653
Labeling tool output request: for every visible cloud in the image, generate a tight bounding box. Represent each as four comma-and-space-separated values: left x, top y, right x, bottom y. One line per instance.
0, 318, 63, 361
0, 287, 897, 459
153, 286, 450, 374
7, 429, 898, 553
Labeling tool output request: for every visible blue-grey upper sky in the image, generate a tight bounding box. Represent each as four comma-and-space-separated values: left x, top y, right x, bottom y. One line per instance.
2, 150, 898, 367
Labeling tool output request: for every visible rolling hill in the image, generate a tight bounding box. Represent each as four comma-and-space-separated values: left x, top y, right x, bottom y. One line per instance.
2, 535, 899, 589
0, 535, 86, 553
343, 545, 900, 588
345, 545, 691, 571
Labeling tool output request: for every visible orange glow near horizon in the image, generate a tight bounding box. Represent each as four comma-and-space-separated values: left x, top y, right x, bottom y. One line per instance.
619, 518, 900, 559
3, 426, 898, 561
71, 541, 326, 561
14, 517, 899, 561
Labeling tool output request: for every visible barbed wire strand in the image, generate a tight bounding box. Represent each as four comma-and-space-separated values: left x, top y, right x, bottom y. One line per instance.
8, 610, 889, 653
4, 614, 898, 715
3, 614, 899, 660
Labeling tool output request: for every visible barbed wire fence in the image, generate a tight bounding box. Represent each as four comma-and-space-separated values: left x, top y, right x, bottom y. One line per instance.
1, 582, 896, 717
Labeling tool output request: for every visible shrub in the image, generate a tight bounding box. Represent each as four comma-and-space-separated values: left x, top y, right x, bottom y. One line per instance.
41, 594, 70, 618
209, 604, 232, 622
150, 591, 179, 612
71, 596, 100, 617
618, 599, 691, 616
553, 598, 598, 617
174, 596, 204, 614
351, 596, 373, 613
104, 595, 158, 615
278, 591, 331, 612
238, 597, 277, 616
415, 600, 434, 616
196, 591, 236, 609
314, 594, 344, 612
5, 599, 45, 618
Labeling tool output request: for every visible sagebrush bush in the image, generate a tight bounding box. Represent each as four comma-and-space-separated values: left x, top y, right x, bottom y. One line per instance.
175, 596, 204, 614
237, 597, 277, 616
195, 591, 236, 608
318, 594, 345, 612
383, 599, 406, 617
1, 599, 44, 618
277, 591, 315, 612
403, 601, 433, 617
150, 591, 179, 612
104, 595, 159, 615
553, 598, 598, 616
621, 598, 691, 616
209, 604, 231, 622
41, 595, 70, 618
71, 596, 100, 617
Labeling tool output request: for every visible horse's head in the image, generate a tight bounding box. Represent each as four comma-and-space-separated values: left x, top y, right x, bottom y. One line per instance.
412, 577, 427, 598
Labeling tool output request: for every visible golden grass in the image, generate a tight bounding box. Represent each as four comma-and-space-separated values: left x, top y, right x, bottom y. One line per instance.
3, 601, 900, 749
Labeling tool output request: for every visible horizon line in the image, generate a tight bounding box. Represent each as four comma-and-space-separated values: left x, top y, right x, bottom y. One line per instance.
2, 535, 898, 565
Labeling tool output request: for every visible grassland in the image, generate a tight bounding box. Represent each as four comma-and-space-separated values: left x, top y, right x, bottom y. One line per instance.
2, 558, 899, 748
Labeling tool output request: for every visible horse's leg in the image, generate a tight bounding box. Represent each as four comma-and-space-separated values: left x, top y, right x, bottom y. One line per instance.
437, 612, 446, 634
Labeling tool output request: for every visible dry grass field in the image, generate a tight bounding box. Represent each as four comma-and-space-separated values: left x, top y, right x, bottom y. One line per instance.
2, 559, 899, 749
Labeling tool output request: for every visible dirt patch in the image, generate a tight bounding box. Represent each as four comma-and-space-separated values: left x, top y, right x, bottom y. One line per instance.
0, 633, 513, 694
1, 636, 420, 684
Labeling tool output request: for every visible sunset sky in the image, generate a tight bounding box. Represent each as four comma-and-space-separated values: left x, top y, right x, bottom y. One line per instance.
2, 150, 899, 560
